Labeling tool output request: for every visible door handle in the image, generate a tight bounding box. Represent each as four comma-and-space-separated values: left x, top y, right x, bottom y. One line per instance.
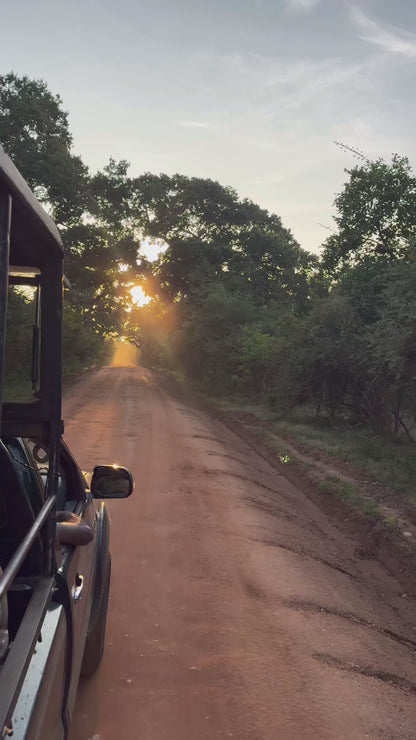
72, 574, 84, 602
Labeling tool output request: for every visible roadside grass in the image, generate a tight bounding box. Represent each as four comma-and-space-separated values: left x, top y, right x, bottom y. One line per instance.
203, 394, 416, 507
316, 476, 381, 519
271, 415, 416, 505
242, 424, 295, 467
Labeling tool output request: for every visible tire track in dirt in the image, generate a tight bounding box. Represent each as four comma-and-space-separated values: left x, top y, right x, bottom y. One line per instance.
314, 653, 416, 694
284, 598, 416, 650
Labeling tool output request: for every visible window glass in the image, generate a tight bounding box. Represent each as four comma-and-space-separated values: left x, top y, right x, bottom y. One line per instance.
4, 439, 43, 514
3, 278, 41, 402
25, 440, 79, 511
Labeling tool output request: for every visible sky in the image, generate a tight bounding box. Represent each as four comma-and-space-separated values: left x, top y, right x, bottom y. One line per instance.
1, 0, 416, 254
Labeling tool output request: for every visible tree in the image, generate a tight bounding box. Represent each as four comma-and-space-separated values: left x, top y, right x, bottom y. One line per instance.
322, 154, 416, 274
0, 73, 88, 224
369, 262, 416, 438
0, 73, 147, 343
175, 284, 258, 386
122, 173, 310, 306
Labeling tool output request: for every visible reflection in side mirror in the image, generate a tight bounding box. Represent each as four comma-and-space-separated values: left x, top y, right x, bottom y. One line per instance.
91, 465, 134, 499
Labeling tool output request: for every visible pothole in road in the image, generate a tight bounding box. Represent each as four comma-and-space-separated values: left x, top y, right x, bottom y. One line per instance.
313, 652, 416, 693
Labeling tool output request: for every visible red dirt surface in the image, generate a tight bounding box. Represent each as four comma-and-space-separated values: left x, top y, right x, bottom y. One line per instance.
66, 366, 416, 740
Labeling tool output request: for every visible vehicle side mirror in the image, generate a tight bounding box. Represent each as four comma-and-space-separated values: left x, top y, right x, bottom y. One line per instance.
90, 465, 133, 499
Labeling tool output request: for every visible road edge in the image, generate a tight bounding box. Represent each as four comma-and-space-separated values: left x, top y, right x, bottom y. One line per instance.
155, 369, 416, 596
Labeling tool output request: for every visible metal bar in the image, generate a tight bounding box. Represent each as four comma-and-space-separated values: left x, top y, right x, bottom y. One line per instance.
8, 275, 40, 287
0, 495, 56, 601
31, 285, 41, 388
1, 417, 48, 438
0, 576, 55, 735
0, 194, 11, 434
39, 257, 63, 577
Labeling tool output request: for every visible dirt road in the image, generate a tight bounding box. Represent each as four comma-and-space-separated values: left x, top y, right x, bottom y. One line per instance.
66, 366, 416, 740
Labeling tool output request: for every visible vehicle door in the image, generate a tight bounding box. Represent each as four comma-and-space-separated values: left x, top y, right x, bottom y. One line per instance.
57, 441, 98, 716
24, 439, 98, 719
2, 438, 67, 740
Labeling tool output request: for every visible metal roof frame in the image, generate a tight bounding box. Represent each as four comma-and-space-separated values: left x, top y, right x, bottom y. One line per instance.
0, 145, 64, 440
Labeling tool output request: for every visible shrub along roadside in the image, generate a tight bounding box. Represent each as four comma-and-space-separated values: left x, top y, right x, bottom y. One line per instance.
63, 304, 113, 375
173, 259, 416, 443
169, 156, 416, 445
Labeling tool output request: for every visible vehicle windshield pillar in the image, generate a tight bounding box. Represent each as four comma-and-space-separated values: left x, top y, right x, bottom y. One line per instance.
0, 194, 11, 434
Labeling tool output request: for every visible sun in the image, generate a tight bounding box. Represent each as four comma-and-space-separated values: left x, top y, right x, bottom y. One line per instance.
130, 285, 152, 307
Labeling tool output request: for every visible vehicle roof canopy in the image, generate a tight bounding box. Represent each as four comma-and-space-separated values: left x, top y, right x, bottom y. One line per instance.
0, 145, 64, 268
0, 146, 64, 441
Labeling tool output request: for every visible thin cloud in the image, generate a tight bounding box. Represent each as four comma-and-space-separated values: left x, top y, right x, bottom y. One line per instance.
175, 120, 212, 129
285, 0, 322, 11
350, 5, 416, 57
207, 51, 367, 115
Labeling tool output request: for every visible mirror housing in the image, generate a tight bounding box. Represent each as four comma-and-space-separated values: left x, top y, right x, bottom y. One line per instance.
90, 465, 133, 499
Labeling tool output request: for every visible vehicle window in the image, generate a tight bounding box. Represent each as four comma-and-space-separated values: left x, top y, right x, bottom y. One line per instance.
25, 440, 80, 511
4, 438, 44, 515
3, 279, 41, 403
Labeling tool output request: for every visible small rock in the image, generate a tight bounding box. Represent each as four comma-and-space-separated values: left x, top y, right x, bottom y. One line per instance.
403, 531, 413, 538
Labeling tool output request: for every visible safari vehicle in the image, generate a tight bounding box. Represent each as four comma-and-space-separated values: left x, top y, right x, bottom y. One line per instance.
0, 146, 133, 739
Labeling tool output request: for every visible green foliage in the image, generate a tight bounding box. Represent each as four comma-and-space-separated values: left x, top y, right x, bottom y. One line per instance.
292, 293, 364, 416
122, 173, 311, 305
317, 476, 381, 518
368, 261, 416, 435
238, 313, 300, 401
124, 297, 176, 369
175, 285, 258, 388
3, 291, 109, 400
3, 289, 34, 400
0, 73, 88, 224
371, 262, 416, 379
323, 154, 416, 273
1, 71, 416, 449
268, 413, 416, 501
0, 75, 141, 336
62, 305, 112, 374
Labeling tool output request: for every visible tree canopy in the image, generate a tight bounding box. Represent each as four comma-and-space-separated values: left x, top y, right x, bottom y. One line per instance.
1, 71, 415, 440
322, 154, 416, 273
0, 73, 88, 224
